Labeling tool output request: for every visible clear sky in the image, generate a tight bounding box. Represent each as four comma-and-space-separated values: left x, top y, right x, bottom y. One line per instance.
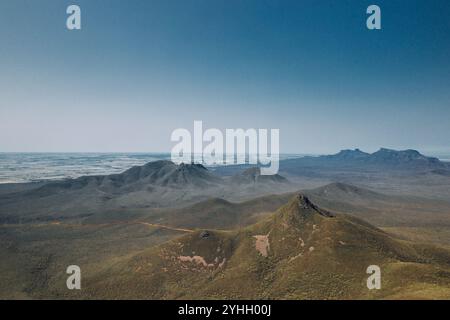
0, 0, 449, 154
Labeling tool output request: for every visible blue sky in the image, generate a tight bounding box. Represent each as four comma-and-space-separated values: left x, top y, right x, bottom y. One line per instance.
0, 0, 449, 154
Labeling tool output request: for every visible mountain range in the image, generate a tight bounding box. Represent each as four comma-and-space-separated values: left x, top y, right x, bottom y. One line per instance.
281, 148, 449, 173
1, 148, 449, 224
1, 148, 450, 299
0, 160, 293, 223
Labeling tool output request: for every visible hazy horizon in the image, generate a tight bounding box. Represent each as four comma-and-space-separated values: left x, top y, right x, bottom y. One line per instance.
1, 0, 450, 154
1, 147, 450, 157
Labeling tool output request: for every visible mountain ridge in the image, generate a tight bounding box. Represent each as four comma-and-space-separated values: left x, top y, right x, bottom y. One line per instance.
280, 148, 448, 177
0, 161, 292, 223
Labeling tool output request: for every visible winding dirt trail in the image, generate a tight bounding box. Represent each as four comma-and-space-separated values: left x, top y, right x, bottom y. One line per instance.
138, 222, 194, 233
1, 220, 195, 233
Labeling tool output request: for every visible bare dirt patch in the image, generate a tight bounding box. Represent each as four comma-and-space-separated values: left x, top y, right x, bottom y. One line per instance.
178, 255, 215, 268
253, 233, 270, 257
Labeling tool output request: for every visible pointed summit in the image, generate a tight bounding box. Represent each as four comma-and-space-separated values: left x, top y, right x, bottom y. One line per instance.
275, 194, 334, 228
293, 194, 334, 217
296, 194, 316, 209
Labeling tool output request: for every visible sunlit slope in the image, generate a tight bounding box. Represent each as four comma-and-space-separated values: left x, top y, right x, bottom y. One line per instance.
78, 195, 450, 299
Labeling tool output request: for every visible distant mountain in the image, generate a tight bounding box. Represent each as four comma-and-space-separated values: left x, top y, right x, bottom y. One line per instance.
31, 160, 222, 194
368, 148, 443, 167
281, 148, 448, 173
23, 161, 292, 197
79, 194, 450, 299
230, 167, 289, 185
0, 161, 293, 223
0, 161, 222, 222
118, 160, 223, 189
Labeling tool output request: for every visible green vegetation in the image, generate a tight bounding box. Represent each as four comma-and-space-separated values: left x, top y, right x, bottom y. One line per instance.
74, 195, 450, 299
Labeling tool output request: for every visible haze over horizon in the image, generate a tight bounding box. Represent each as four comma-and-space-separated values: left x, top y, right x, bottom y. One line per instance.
1, 0, 449, 154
